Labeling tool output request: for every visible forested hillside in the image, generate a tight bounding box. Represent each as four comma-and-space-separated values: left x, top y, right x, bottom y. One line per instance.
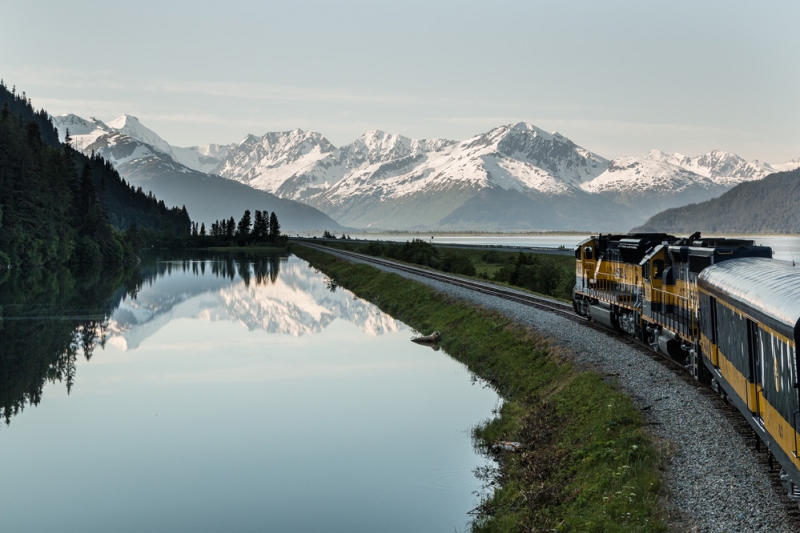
633, 168, 800, 234
0, 82, 191, 266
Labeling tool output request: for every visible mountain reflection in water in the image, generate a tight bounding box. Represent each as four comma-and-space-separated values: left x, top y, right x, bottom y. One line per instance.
109, 253, 399, 350
0, 250, 499, 533
0, 250, 400, 426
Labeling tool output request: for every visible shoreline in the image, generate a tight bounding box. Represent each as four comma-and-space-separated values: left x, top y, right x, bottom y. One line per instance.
293, 245, 667, 532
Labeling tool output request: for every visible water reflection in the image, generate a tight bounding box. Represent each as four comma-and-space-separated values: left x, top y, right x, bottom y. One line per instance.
0, 251, 497, 533
0, 262, 143, 424
108, 252, 399, 351
0, 250, 400, 426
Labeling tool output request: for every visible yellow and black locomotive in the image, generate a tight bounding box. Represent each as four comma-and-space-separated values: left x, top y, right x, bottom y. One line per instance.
573, 233, 800, 500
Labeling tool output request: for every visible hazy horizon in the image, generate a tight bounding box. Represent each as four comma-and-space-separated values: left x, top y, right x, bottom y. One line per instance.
2, 0, 798, 163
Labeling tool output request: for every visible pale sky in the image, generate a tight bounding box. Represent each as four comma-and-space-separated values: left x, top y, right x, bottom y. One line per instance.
2, 0, 798, 162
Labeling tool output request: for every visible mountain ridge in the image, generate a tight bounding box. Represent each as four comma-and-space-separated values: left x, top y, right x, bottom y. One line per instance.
52, 115, 344, 231
52, 113, 798, 231
633, 168, 800, 234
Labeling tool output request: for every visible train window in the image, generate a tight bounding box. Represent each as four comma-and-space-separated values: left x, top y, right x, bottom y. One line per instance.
584, 247, 593, 260
575, 248, 581, 259
653, 259, 664, 279
709, 297, 717, 344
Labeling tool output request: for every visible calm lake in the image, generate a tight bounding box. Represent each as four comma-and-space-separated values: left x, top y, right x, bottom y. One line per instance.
0, 251, 499, 533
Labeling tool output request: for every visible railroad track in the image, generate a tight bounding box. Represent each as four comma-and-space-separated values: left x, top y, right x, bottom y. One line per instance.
298, 241, 577, 315
298, 243, 697, 371
298, 241, 800, 522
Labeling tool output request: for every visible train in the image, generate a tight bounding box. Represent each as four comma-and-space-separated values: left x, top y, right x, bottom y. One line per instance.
573, 233, 800, 501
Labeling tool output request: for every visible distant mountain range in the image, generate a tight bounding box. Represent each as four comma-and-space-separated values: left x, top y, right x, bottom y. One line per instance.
633, 168, 800, 234
53, 115, 342, 231
53, 114, 799, 232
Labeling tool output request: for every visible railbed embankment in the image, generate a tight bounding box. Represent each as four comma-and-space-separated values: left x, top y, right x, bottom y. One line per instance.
294, 244, 667, 532
294, 243, 796, 533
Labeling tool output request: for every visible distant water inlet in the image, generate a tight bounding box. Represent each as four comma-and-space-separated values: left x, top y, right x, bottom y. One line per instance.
346, 233, 800, 262
0, 251, 498, 533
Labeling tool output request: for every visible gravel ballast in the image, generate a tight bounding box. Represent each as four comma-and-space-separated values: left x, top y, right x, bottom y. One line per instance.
314, 247, 796, 533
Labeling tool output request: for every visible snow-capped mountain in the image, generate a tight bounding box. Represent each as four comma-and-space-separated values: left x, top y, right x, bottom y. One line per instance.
171, 143, 231, 174
53, 113, 176, 158
51, 114, 344, 231
581, 153, 728, 216
53, 114, 113, 150
771, 158, 800, 172
276, 130, 457, 201
209, 122, 607, 202
295, 122, 612, 229
106, 114, 175, 157
214, 129, 336, 195
582, 154, 717, 195
643, 149, 774, 186
52, 112, 788, 231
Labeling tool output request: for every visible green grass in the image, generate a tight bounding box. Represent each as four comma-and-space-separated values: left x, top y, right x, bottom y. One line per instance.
294, 245, 668, 533
308, 238, 577, 301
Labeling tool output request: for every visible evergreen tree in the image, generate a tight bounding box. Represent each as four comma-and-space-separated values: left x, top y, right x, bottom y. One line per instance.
124, 222, 144, 252
200, 222, 206, 237
252, 210, 267, 240
236, 210, 251, 237
0, 82, 190, 265
78, 163, 97, 215
269, 212, 281, 240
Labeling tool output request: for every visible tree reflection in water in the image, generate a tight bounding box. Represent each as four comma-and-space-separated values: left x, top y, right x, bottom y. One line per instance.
0, 250, 286, 427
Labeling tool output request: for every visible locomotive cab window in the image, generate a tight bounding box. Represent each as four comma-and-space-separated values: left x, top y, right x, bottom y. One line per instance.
584, 247, 593, 260
653, 259, 664, 279
575, 248, 582, 260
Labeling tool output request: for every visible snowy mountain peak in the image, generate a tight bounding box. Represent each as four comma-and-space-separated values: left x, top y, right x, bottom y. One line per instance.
233, 129, 332, 152
644, 149, 671, 161
582, 155, 715, 195
194, 144, 230, 158
354, 130, 410, 154
642, 148, 776, 185
507, 121, 553, 139
361, 128, 389, 139
771, 158, 800, 172
106, 114, 174, 156
209, 129, 336, 193
344, 129, 454, 162
53, 114, 110, 142
458, 122, 609, 186
106, 113, 139, 129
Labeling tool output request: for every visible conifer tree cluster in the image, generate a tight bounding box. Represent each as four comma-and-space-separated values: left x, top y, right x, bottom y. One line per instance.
189, 209, 284, 247
0, 81, 191, 266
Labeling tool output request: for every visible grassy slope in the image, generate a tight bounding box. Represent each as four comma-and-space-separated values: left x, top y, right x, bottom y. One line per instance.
294, 245, 667, 533
313, 239, 577, 301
